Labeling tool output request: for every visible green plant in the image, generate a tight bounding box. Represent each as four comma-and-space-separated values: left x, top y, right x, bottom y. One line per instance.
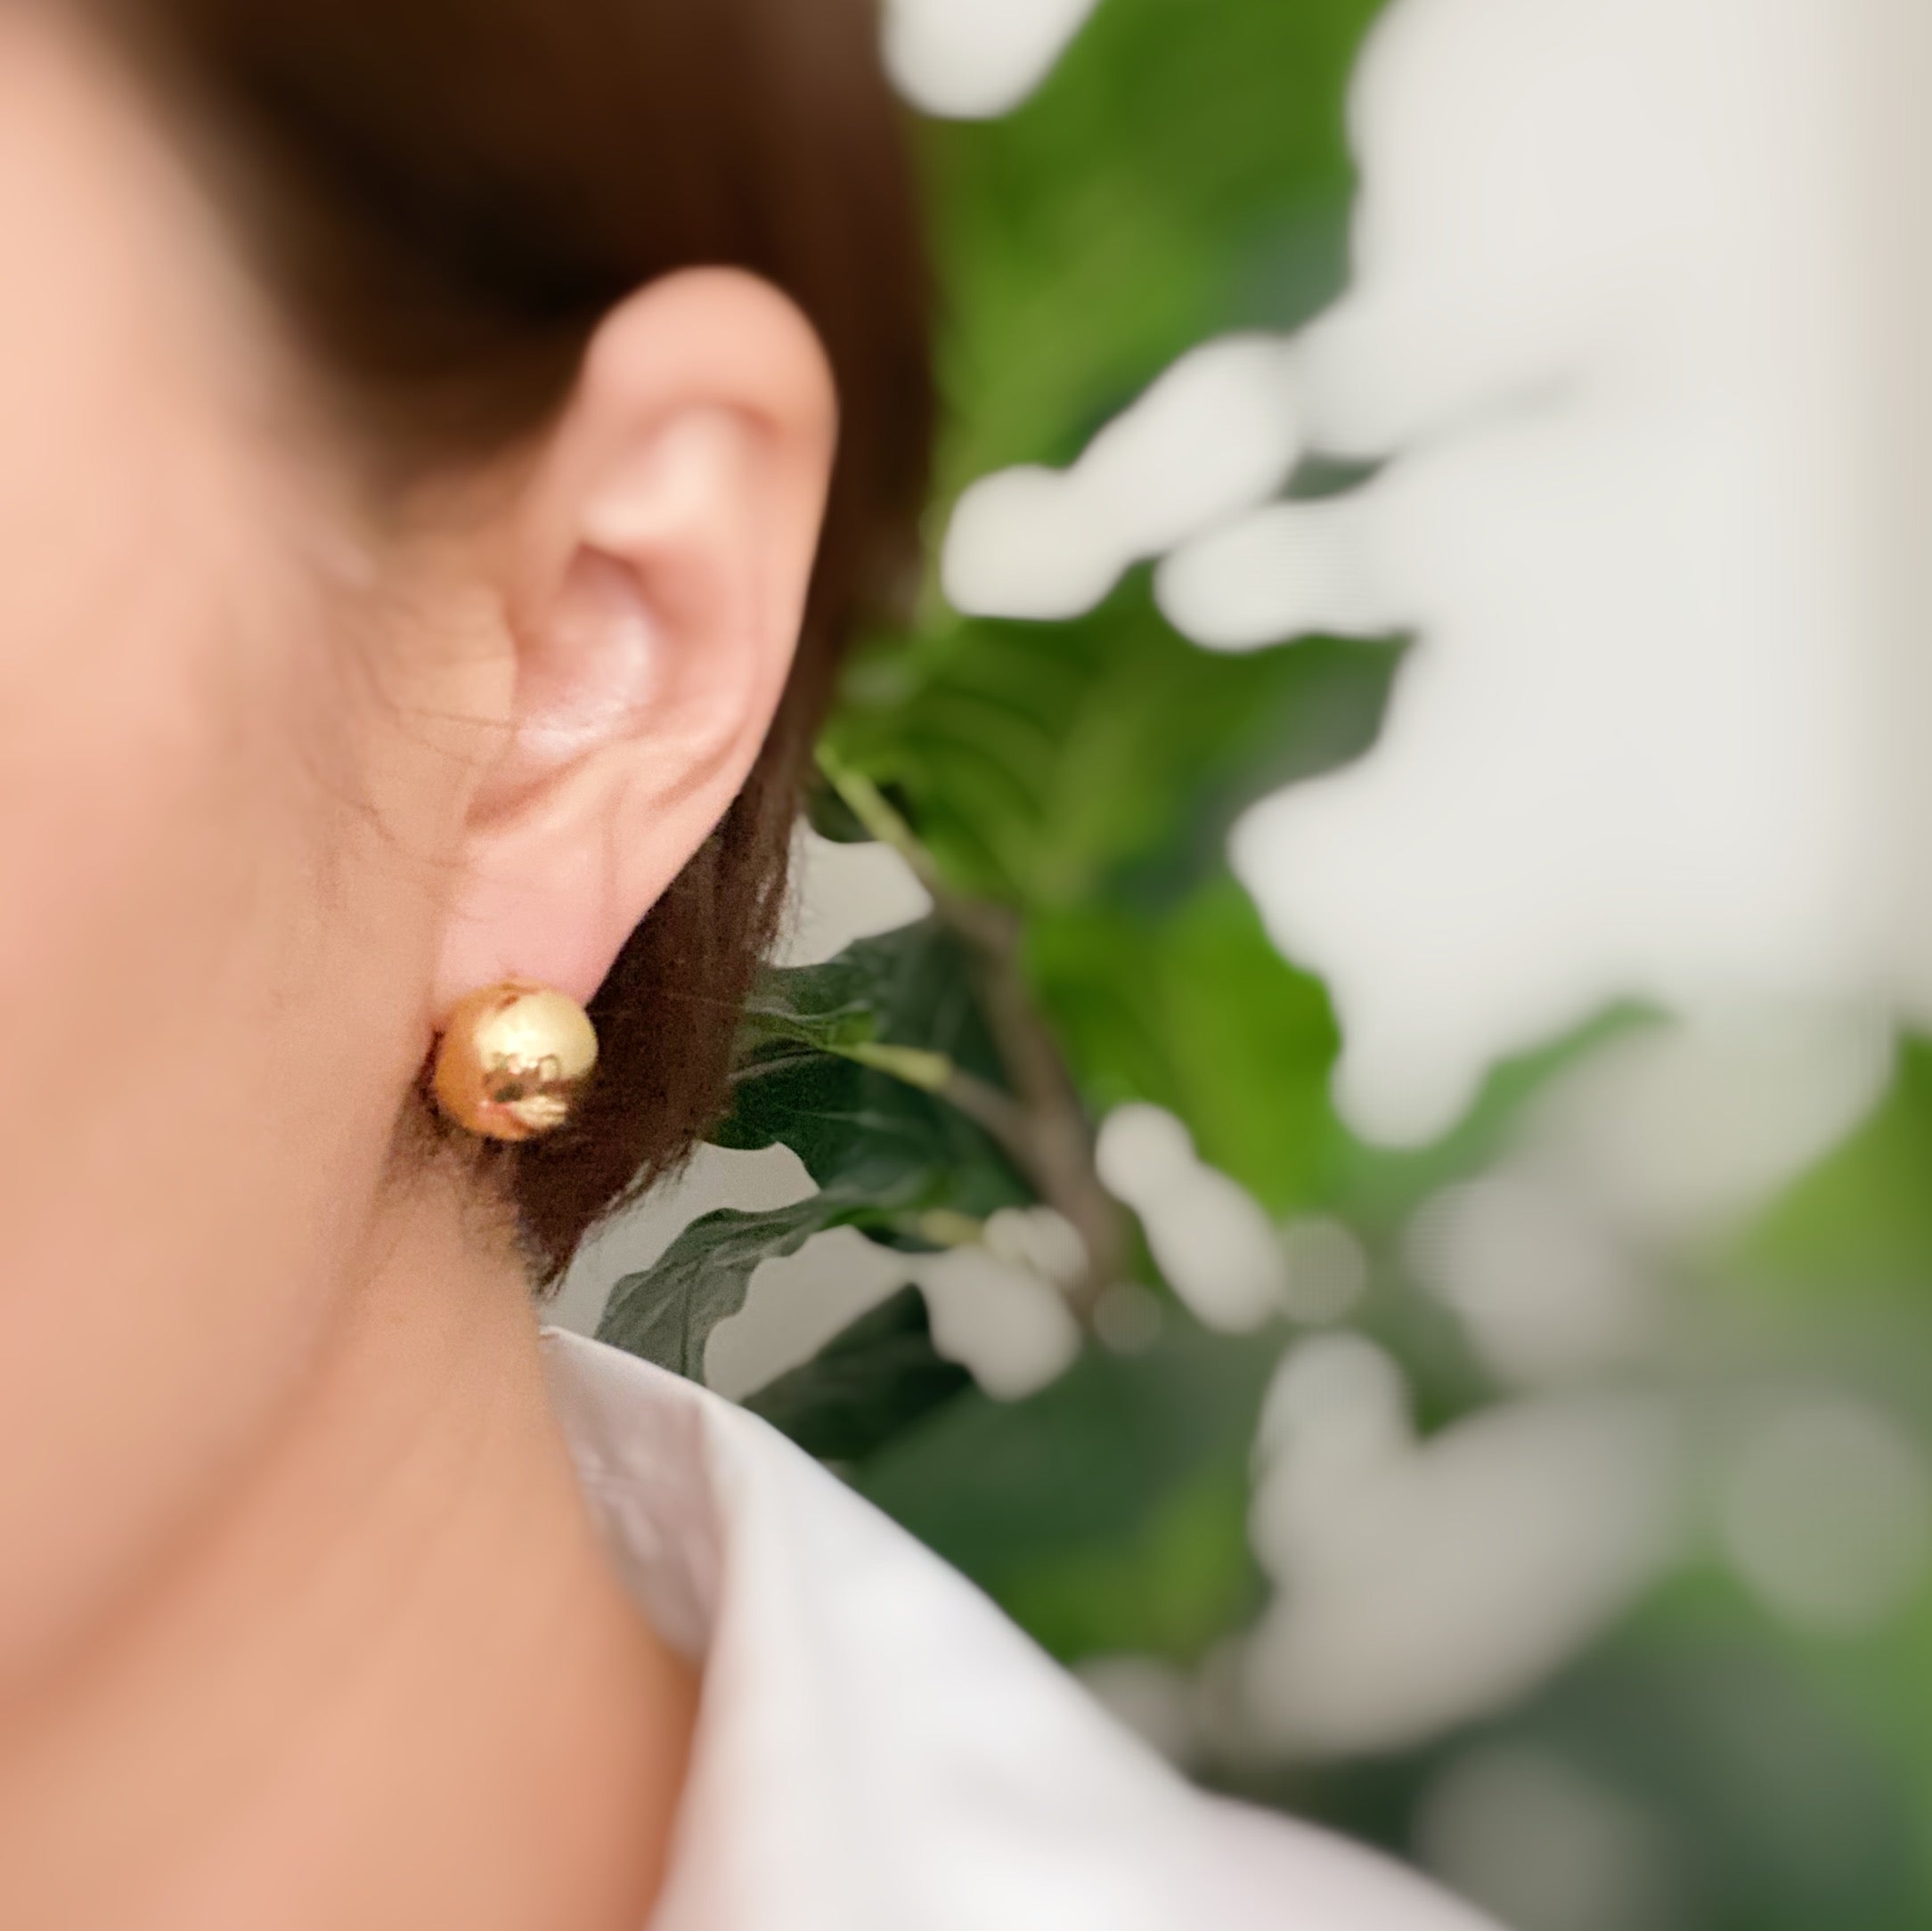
595, 4, 1932, 1924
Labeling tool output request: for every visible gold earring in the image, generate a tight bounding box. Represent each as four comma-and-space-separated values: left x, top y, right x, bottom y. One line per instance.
431, 982, 599, 1143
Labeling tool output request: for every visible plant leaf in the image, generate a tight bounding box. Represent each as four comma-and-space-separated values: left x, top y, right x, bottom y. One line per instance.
599, 923, 1034, 1381
723, 922, 1028, 1220
743, 1286, 972, 1463
596, 1186, 885, 1380
1028, 876, 1341, 1217
858, 1310, 1283, 1663
830, 592, 1398, 917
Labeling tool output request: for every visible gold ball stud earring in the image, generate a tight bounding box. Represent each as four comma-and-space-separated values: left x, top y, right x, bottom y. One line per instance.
431, 982, 599, 1143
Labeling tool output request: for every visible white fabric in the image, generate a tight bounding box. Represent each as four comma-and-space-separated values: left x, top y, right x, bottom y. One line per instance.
542, 1329, 1496, 1931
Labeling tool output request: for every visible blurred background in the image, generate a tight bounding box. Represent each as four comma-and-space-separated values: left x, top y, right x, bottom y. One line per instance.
560, 2, 1932, 1925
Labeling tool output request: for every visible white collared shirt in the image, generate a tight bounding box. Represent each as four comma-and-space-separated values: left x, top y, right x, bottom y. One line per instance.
542, 1330, 1493, 1931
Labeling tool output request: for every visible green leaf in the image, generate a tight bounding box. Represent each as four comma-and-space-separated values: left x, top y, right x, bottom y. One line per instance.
803, 774, 873, 845
738, 989, 878, 1060
739, 941, 961, 1094
1029, 875, 1341, 1217
999, 1463, 1261, 1664
740, 918, 1002, 1081
1327, 1004, 1663, 1238
597, 1187, 884, 1380
1740, 1036, 1932, 1302
599, 924, 1034, 1380
858, 1313, 1282, 1663
829, 0, 1401, 924
724, 921, 1027, 1218
743, 1286, 972, 1463
920, 0, 1390, 500
832, 589, 1398, 917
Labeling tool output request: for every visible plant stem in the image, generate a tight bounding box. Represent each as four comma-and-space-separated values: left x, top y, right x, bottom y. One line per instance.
816, 749, 1130, 1317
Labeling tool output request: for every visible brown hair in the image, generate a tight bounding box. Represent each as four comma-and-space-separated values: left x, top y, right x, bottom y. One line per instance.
104, 0, 933, 1280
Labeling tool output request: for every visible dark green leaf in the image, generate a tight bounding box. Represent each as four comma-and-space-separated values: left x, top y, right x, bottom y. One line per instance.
724, 921, 1028, 1222
828, 0, 1398, 921
743, 1286, 972, 1463
597, 1188, 884, 1380
858, 1313, 1283, 1662
1029, 876, 1341, 1217
740, 918, 1005, 1083
803, 777, 873, 845
831, 589, 1398, 917
920, 0, 1389, 499
599, 924, 1035, 1381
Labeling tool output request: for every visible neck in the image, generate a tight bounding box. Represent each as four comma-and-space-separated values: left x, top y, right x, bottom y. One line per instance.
0, 1169, 696, 1931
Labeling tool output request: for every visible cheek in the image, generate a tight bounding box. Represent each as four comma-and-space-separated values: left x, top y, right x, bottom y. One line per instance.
0, 444, 442, 1686
0, 445, 391, 1214
0, 11, 392, 1226
0, 22, 445, 1684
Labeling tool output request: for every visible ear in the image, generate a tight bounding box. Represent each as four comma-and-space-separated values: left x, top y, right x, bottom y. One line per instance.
432, 269, 837, 1015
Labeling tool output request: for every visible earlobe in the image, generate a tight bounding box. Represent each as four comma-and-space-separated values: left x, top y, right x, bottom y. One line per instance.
431, 271, 837, 1018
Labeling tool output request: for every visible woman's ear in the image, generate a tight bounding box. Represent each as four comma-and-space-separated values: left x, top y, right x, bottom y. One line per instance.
432, 269, 837, 1014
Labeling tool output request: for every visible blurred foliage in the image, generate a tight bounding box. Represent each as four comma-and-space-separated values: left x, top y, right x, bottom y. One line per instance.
860, 1316, 1282, 1663
1745, 1038, 1932, 1301
600, 921, 1031, 1374
1028, 876, 1340, 1217
599, 1, 1932, 1924
743, 1286, 972, 1463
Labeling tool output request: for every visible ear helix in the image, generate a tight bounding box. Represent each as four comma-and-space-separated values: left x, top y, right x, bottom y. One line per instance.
431, 983, 599, 1143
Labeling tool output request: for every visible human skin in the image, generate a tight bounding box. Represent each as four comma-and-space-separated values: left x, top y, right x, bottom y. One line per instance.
0, 10, 837, 1927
